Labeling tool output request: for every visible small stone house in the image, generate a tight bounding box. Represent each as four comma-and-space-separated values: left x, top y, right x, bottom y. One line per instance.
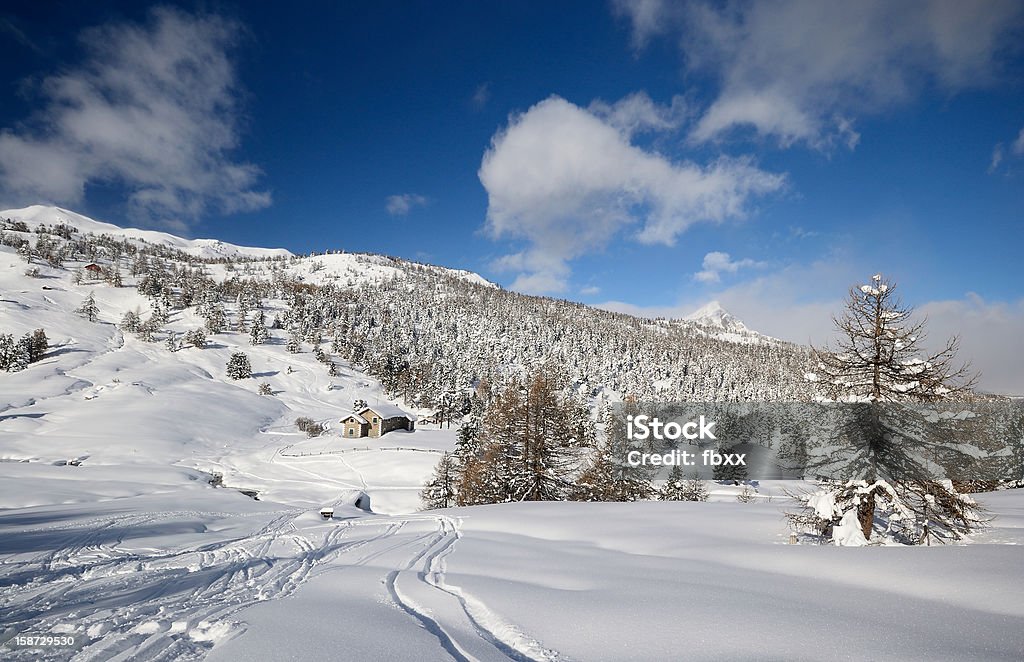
340, 403, 415, 439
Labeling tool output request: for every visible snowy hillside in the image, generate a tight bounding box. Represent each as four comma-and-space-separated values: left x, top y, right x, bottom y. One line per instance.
4, 206, 294, 261
2, 206, 1022, 661
2, 206, 817, 404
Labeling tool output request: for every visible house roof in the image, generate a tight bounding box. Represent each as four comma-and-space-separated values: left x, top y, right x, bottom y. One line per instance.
341, 413, 368, 424
358, 403, 412, 420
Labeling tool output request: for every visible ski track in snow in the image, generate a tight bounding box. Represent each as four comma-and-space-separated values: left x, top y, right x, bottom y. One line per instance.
0, 510, 561, 662
385, 515, 563, 662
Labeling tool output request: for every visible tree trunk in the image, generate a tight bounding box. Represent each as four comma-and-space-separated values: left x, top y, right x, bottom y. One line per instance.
858, 489, 875, 540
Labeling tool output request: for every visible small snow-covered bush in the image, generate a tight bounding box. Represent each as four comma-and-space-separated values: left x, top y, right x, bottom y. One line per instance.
295, 417, 325, 437
736, 485, 757, 503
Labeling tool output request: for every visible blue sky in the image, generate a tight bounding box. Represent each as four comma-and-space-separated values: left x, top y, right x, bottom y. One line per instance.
1, 2, 1023, 390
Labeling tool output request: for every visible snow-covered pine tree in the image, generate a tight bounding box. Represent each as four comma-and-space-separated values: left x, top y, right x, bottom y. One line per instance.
659, 464, 687, 501
184, 328, 207, 349
204, 303, 227, 334
660, 466, 710, 501
120, 310, 141, 332
682, 474, 711, 502
235, 294, 251, 333
137, 273, 163, 297
570, 441, 652, 502
226, 352, 252, 380
137, 317, 158, 342
12, 335, 32, 371
421, 452, 458, 509
105, 266, 122, 288
286, 328, 302, 354
77, 292, 99, 322
249, 310, 268, 345
0, 334, 16, 371
793, 274, 984, 545
28, 329, 47, 362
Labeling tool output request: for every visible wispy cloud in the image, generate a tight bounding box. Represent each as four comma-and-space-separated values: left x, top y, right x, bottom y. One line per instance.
471, 82, 491, 110
693, 251, 764, 283
990, 125, 1024, 172
479, 95, 783, 294
614, 0, 1024, 149
385, 193, 429, 216
0, 7, 270, 229
990, 144, 1005, 173
0, 17, 43, 55
588, 91, 689, 137
611, 0, 676, 49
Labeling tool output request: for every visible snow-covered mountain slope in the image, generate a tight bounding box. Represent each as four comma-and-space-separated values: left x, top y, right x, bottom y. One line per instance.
676, 299, 783, 345
685, 299, 749, 333
3, 205, 294, 260
3, 205, 498, 290
2, 205, 815, 402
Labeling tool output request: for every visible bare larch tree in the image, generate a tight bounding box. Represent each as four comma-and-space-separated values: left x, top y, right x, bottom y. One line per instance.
813, 274, 975, 403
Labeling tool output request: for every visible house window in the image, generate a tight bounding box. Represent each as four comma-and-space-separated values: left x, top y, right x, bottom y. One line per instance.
348, 428, 354, 437
372, 417, 379, 423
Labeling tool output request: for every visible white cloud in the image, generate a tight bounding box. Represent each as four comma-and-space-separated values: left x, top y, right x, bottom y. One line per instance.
989, 144, 1005, 173
385, 193, 429, 216
918, 294, 1024, 395
0, 8, 270, 228
579, 285, 601, 296
693, 250, 764, 283
615, 0, 1024, 148
478, 95, 784, 294
588, 91, 689, 138
988, 126, 1024, 172
611, 0, 675, 49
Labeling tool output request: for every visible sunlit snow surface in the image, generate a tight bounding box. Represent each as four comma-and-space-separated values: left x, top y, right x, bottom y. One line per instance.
2, 207, 1022, 661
